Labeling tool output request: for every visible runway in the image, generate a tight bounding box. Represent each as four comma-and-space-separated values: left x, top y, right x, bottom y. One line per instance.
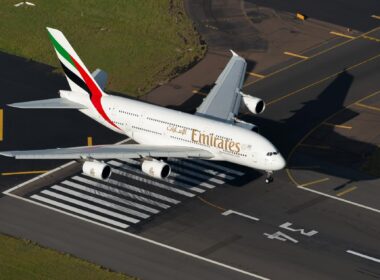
1, 1, 380, 279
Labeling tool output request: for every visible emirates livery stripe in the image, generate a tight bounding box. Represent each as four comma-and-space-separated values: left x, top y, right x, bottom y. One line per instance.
47, 30, 120, 130
70, 55, 119, 129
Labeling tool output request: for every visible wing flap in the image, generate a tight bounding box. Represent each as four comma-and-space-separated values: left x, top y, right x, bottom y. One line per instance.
0, 144, 213, 160
8, 98, 87, 109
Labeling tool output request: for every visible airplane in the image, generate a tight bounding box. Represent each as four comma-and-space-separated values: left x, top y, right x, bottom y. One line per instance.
0, 27, 285, 184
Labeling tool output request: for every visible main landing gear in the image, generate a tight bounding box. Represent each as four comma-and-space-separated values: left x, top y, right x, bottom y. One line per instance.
265, 171, 274, 184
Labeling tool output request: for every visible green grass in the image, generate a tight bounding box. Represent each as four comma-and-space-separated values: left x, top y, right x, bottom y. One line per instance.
362, 147, 380, 177
0, 0, 205, 96
0, 234, 136, 280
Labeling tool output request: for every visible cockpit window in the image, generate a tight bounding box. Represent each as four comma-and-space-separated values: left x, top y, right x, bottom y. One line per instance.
266, 152, 278, 156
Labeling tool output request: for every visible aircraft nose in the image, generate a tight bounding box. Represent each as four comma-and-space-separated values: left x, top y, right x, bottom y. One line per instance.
274, 154, 286, 170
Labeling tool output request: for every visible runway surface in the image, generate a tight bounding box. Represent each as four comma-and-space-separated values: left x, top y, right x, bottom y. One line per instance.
1, 1, 380, 279
246, 0, 380, 31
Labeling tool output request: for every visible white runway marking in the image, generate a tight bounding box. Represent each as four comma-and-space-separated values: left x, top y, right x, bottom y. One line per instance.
106, 177, 180, 204
171, 165, 225, 184
169, 159, 235, 180
62, 180, 159, 214
73, 176, 170, 209
297, 185, 380, 214
13, 192, 270, 279
222, 209, 260, 221
31, 194, 128, 228
41, 190, 140, 224
51, 185, 150, 219
191, 159, 245, 176
114, 159, 215, 190
109, 161, 195, 197
346, 250, 380, 264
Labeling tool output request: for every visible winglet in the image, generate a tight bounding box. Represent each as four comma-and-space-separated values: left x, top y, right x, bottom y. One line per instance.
230, 50, 239, 57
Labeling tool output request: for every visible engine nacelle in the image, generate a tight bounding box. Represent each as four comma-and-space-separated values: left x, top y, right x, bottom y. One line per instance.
82, 160, 112, 180
241, 92, 265, 114
141, 159, 171, 179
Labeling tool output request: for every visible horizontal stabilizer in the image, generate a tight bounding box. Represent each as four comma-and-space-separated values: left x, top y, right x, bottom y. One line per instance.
91, 69, 108, 90
8, 98, 87, 109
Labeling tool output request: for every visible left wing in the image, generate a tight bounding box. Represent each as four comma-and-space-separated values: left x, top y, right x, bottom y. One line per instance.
196, 50, 246, 121
0, 144, 213, 160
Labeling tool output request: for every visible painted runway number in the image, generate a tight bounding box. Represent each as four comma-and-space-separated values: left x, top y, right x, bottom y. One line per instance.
264, 222, 318, 243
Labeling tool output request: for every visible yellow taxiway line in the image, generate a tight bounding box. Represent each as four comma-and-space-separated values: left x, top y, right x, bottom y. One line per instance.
267, 52, 380, 106
337, 186, 357, 197
243, 26, 380, 89
1, 170, 48, 176
197, 196, 226, 212
247, 72, 265, 78
330, 31, 355, 39
0, 109, 3, 141
87, 136, 93, 146
283, 51, 308, 59
299, 177, 330, 188
323, 122, 352, 129
371, 15, 380, 20
362, 35, 380, 43
355, 102, 380, 112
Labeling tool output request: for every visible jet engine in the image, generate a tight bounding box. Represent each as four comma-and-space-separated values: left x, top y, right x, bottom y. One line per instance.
241, 92, 266, 114
82, 160, 112, 180
141, 159, 171, 179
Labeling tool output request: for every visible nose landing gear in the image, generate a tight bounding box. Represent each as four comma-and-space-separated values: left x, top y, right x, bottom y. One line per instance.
265, 171, 274, 184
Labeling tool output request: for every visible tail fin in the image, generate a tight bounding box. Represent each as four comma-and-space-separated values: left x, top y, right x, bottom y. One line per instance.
46, 27, 107, 98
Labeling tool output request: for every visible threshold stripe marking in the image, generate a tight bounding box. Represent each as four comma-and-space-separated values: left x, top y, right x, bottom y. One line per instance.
299, 178, 330, 188
31, 194, 128, 228
113, 159, 210, 191
107, 177, 180, 204
283, 52, 308, 59
346, 250, 380, 264
337, 186, 357, 197
191, 159, 245, 176
112, 168, 194, 198
109, 160, 196, 196
42, 189, 140, 224
169, 159, 235, 180
330, 31, 355, 39
51, 185, 149, 219
356, 102, 380, 112
62, 180, 159, 214
73, 176, 170, 209
222, 209, 260, 221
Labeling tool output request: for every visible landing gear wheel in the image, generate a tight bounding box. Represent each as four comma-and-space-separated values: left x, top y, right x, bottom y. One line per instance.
265, 172, 274, 184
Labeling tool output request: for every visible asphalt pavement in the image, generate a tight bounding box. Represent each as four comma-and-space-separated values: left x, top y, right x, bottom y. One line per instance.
0, 1, 380, 280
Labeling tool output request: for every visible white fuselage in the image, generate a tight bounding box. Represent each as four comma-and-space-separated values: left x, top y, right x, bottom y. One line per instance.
75, 94, 285, 172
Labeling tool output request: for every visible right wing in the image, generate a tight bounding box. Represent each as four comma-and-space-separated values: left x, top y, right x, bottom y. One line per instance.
196, 51, 247, 121
0, 144, 213, 160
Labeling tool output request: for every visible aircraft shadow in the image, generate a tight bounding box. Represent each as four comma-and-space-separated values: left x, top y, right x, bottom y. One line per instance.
241, 70, 379, 186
